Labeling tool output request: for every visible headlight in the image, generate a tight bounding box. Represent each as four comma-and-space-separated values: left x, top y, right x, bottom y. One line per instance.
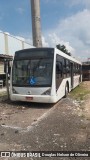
12, 88, 19, 94
42, 89, 51, 95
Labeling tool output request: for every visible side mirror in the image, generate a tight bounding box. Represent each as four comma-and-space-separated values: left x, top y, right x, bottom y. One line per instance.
8, 66, 11, 74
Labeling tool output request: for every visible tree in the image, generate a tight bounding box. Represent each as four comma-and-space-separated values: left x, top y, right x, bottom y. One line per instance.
56, 44, 71, 56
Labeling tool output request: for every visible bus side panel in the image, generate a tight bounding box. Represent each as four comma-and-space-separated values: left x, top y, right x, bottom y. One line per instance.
56, 78, 71, 101
73, 75, 82, 89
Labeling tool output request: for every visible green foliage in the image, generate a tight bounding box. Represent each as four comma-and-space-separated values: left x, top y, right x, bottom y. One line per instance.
70, 83, 90, 101
0, 92, 7, 97
56, 44, 71, 56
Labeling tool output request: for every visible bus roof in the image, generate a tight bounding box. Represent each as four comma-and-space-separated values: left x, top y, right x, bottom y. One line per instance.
55, 48, 82, 65
15, 47, 82, 65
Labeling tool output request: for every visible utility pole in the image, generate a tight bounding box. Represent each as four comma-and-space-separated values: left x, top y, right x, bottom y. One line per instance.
31, 0, 42, 47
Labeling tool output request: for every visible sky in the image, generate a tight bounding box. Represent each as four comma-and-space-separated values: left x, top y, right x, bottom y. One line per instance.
0, 0, 90, 61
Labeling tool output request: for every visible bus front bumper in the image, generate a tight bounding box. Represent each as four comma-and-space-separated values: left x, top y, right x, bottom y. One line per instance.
10, 94, 57, 103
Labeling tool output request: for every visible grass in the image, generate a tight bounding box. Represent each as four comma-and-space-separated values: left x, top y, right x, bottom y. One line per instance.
70, 82, 90, 121
0, 91, 8, 101
69, 82, 90, 101
0, 91, 7, 97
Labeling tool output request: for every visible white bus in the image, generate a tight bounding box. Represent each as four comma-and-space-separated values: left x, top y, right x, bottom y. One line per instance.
10, 48, 82, 103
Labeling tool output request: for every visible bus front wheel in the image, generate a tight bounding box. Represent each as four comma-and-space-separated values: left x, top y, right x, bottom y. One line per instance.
64, 83, 69, 98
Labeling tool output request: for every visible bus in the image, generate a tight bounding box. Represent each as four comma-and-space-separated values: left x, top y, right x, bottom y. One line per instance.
10, 47, 82, 103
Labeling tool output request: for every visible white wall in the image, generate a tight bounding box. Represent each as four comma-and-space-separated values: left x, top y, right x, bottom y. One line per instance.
24, 43, 32, 49
0, 32, 5, 54
0, 31, 33, 56
8, 35, 22, 55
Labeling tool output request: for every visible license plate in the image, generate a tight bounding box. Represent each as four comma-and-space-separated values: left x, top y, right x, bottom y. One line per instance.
26, 97, 33, 100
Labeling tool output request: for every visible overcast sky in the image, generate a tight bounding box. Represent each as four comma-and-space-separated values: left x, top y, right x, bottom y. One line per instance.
0, 0, 90, 61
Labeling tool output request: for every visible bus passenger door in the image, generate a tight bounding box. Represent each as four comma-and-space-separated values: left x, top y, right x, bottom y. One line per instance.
56, 62, 63, 92
71, 63, 74, 88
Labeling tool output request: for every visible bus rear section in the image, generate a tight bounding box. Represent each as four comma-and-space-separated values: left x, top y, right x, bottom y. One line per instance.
10, 48, 57, 103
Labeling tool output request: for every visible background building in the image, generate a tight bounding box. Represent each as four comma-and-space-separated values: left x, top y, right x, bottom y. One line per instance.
0, 31, 33, 55
0, 31, 34, 85
82, 61, 90, 81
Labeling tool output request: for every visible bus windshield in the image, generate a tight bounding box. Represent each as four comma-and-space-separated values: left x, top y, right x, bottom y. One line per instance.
12, 58, 53, 87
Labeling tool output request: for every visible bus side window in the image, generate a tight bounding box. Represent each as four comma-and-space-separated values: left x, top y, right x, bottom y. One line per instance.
63, 59, 66, 75
56, 62, 62, 77
66, 60, 70, 76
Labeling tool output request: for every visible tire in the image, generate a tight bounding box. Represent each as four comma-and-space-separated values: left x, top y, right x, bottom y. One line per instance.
64, 83, 69, 98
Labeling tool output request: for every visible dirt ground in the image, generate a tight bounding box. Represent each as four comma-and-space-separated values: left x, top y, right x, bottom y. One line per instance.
77, 81, 90, 120
0, 81, 90, 160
